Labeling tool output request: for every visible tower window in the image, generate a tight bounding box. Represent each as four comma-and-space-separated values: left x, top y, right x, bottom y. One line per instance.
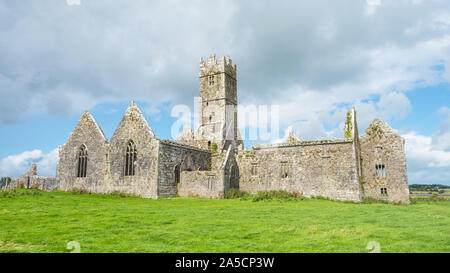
77, 144, 87, 178
125, 140, 137, 176
209, 115, 212, 122
209, 75, 215, 86
251, 163, 258, 176
280, 161, 288, 178
376, 164, 386, 177
380, 188, 388, 196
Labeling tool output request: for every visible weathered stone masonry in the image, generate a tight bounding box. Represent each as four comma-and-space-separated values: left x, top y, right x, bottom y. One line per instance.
3, 54, 410, 203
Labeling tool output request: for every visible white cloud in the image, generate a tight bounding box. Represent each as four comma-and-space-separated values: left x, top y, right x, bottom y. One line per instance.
0, 0, 449, 126
432, 107, 450, 152
402, 131, 450, 184
403, 132, 450, 168
366, 0, 381, 15
367, 0, 381, 5
0, 148, 58, 178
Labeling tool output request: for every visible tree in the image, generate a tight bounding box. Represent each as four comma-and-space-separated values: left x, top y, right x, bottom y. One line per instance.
0, 177, 12, 188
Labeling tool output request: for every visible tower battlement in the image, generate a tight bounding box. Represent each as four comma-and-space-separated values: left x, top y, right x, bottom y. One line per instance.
200, 54, 236, 79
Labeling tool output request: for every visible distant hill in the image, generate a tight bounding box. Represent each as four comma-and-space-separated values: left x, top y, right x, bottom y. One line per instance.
409, 184, 450, 191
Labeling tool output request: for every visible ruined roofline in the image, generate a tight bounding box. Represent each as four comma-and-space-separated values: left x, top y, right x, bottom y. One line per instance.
20, 175, 56, 179
66, 111, 108, 144
159, 139, 210, 153
251, 139, 353, 150
111, 101, 155, 140
359, 118, 402, 139
86, 111, 108, 142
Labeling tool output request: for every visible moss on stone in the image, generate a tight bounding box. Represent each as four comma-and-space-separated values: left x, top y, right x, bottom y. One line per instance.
209, 142, 218, 154
345, 111, 353, 139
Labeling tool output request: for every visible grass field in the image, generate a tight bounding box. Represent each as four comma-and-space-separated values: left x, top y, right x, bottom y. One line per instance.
0, 189, 449, 253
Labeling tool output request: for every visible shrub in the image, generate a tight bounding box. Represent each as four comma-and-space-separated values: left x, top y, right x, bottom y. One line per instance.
226, 190, 304, 201
107, 191, 136, 198
291, 191, 304, 198
225, 188, 251, 199
252, 190, 298, 202
310, 195, 331, 201
0, 188, 41, 198
362, 197, 389, 204
70, 187, 91, 195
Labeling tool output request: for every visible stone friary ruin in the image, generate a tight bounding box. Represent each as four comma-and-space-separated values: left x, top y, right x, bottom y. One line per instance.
5, 55, 410, 203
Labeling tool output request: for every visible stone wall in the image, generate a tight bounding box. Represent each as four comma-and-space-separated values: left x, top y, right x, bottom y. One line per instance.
158, 140, 211, 197
360, 119, 410, 203
236, 139, 363, 202
27, 177, 59, 191
107, 102, 159, 198
56, 103, 161, 198
177, 145, 237, 198
178, 170, 224, 198
56, 111, 110, 194
7, 164, 59, 191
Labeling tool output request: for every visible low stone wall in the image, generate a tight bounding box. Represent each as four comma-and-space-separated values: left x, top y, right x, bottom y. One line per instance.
237, 140, 363, 202
178, 170, 224, 198
31, 177, 59, 191
8, 176, 59, 191
158, 140, 211, 197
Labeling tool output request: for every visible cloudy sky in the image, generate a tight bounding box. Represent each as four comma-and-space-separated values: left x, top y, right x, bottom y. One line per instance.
0, 0, 449, 185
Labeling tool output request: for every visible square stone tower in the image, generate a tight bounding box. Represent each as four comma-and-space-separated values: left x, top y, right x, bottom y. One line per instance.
197, 54, 241, 151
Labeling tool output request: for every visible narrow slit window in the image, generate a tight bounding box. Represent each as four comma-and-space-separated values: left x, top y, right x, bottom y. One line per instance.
280, 162, 288, 178
125, 140, 137, 176
77, 144, 87, 178
251, 163, 258, 176
174, 165, 180, 184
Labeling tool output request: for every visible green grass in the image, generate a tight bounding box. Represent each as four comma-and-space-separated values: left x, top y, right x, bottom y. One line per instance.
0, 189, 449, 253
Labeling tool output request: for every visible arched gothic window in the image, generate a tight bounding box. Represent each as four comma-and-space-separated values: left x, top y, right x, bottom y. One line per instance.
229, 164, 239, 189
125, 140, 137, 176
77, 144, 87, 178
